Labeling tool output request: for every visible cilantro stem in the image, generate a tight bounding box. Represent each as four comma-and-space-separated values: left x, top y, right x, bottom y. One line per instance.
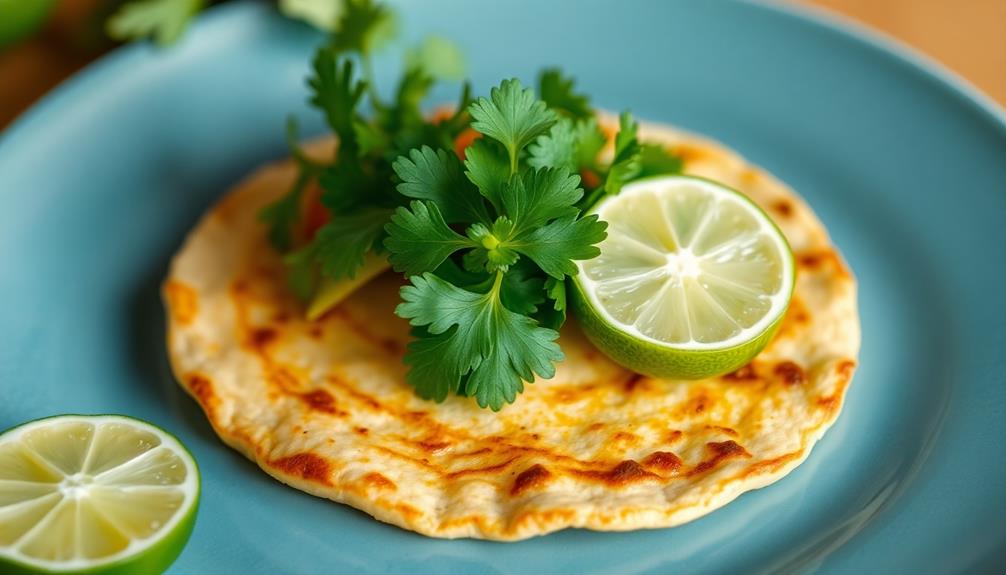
509, 149, 518, 177
581, 186, 607, 211
490, 268, 505, 298
361, 53, 384, 112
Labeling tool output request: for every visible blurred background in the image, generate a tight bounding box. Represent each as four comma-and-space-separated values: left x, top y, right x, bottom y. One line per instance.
1, 0, 1004, 129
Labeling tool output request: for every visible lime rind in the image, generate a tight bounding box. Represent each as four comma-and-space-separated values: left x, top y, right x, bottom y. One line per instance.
571, 281, 787, 379
0, 415, 200, 575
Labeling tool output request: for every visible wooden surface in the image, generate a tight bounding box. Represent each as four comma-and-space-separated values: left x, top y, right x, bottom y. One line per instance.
1, 0, 1004, 129
805, 0, 1006, 106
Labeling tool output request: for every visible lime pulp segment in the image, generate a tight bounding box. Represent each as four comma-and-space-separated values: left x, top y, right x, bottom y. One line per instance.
577, 175, 794, 353
0, 415, 199, 574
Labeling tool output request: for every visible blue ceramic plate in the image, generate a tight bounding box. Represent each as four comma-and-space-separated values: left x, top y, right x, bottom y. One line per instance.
2, 1, 1005, 573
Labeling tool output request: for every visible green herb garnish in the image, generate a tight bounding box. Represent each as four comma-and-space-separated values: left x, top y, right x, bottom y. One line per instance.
385, 79, 608, 409
261, 0, 470, 288
107, 0, 205, 45
261, 0, 683, 410
108, 0, 363, 45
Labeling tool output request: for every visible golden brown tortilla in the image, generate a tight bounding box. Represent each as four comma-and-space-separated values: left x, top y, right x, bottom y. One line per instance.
163, 119, 859, 540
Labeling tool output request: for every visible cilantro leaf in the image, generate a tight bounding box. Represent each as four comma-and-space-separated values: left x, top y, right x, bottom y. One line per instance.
283, 245, 318, 301
259, 171, 309, 252
279, 0, 343, 31
463, 217, 519, 273
397, 273, 486, 333
501, 262, 546, 315
594, 113, 681, 201
309, 50, 367, 144
462, 310, 561, 410
283, 116, 320, 168
574, 117, 606, 168
438, 81, 474, 137
463, 138, 509, 210
510, 215, 607, 279
537, 276, 567, 329
538, 68, 592, 120
401, 328, 468, 402
529, 117, 607, 174
614, 110, 639, 157
468, 79, 556, 173
528, 118, 577, 172
432, 259, 492, 291
331, 0, 396, 55
352, 119, 390, 157
390, 127, 456, 166
318, 159, 372, 212
604, 111, 642, 195
501, 168, 583, 233
392, 147, 490, 223
384, 201, 475, 276
638, 144, 684, 178
604, 158, 639, 196
313, 207, 393, 279
406, 36, 466, 81
107, 0, 204, 46
397, 272, 563, 410
546, 275, 566, 310
259, 118, 319, 251
384, 66, 434, 135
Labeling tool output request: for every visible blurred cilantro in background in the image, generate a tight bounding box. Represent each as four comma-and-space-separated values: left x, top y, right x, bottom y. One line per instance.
106, 0, 208, 45
0, 0, 353, 127
0, 0, 351, 51
106, 0, 349, 45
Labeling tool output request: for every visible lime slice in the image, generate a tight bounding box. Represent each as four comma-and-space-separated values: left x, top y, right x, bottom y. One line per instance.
0, 415, 199, 575
572, 175, 794, 379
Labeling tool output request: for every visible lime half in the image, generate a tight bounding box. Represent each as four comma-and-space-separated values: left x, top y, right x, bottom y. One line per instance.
572, 175, 794, 379
0, 415, 199, 575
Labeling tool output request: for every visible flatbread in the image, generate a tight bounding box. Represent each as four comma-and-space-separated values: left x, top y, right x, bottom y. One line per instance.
163, 119, 860, 540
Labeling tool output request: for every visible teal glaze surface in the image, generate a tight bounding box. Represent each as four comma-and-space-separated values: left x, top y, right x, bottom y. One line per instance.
1, 1, 1004, 573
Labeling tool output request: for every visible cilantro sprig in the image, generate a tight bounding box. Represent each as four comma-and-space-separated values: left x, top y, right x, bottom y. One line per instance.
398, 272, 563, 409
107, 0, 389, 46
260, 1, 684, 410
383, 79, 609, 409
260, 0, 471, 288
